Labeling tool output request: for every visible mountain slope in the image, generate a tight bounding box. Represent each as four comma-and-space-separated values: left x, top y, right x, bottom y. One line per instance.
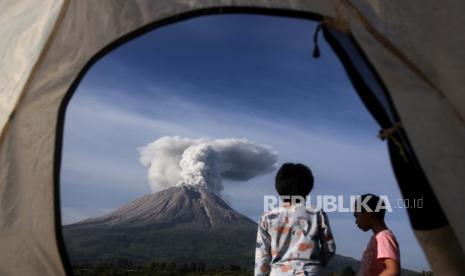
69, 185, 255, 230
63, 186, 257, 266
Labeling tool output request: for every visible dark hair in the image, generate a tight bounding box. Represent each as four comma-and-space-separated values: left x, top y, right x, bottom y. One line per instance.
356, 194, 386, 220
275, 163, 314, 201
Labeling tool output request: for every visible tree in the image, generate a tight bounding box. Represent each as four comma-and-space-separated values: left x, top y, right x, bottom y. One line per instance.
167, 262, 176, 272
198, 262, 206, 273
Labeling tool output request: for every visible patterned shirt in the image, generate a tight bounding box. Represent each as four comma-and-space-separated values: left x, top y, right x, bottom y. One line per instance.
254, 204, 336, 276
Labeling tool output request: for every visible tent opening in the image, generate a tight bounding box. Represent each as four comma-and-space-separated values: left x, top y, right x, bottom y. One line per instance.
59, 13, 431, 275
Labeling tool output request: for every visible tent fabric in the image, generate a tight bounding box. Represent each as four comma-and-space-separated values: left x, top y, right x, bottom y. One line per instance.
323, 28, 397, 124
415, 226, 465, 275
323, 27, 449, 230
343, 0, 465, 250
0, 1, 334, 275
0, 1, 65, 138
1, 0, 464, 275
323, 26, 465, 275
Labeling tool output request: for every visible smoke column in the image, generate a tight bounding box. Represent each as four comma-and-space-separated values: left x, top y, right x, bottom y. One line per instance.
138, 136, 278, 194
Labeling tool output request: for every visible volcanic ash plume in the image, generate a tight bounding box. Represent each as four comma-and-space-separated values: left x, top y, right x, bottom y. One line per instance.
138, 136, 278, 194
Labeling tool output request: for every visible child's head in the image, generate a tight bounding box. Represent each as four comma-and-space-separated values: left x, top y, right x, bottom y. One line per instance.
275, 163, 314, 203
353, 194, 386, 232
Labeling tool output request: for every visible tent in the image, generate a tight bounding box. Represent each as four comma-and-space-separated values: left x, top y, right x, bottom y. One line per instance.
1, 1, 464, 275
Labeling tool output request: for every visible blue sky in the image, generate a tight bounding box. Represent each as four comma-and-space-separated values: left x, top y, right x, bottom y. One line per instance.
61, 14, 429, 271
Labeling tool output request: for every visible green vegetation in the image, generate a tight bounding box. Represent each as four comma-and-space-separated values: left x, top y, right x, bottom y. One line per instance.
64, 226, 256, 268
72, 261, 251, 276
71, 260, 429, 275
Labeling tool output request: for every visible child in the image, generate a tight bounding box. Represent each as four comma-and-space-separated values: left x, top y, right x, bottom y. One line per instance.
354, 194, 400, 276
255, 163, 336, 276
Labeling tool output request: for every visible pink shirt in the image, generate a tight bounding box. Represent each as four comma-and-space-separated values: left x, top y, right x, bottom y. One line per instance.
357, 229, 400, 276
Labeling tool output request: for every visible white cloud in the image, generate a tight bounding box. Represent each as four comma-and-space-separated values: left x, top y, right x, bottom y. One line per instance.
63, 89, 396, 201
138, 136, 278, 194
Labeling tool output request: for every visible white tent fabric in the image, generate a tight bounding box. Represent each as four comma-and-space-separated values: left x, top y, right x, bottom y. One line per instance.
345, 1, 465, 245
1, 1, 464, 275
0, 0, 64, 136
